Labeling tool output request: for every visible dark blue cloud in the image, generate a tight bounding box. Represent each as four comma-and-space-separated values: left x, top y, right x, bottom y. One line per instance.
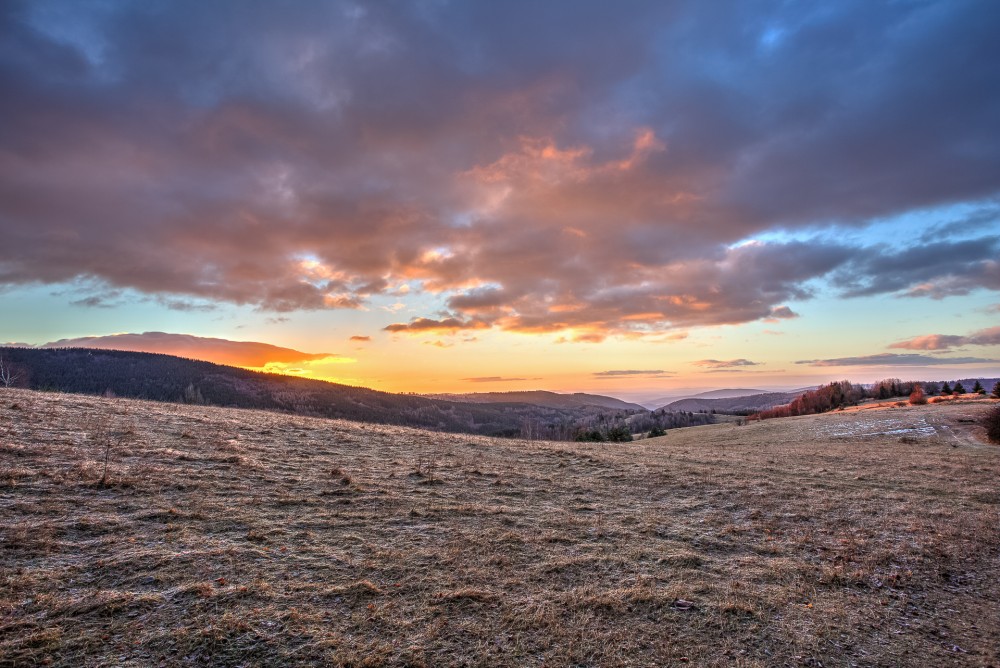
0, 0, 998, 335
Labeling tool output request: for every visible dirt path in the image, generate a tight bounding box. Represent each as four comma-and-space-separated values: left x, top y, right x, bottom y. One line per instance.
925, 411, 991, 448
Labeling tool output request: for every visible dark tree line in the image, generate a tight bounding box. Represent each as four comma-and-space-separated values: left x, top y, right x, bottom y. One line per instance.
750, 376, 1000, 422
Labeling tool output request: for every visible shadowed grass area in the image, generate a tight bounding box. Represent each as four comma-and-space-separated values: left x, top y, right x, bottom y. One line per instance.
1, 389, 998, 666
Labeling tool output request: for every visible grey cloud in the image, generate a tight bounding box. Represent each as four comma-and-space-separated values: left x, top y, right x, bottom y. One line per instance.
592, 369, 668, 377
0, 1, 998, 336
796, 353, 998, 367
693, 359, 760, 369
767, 306, 798, 320
833, 237, 1000, 299
69, 294, 121, 309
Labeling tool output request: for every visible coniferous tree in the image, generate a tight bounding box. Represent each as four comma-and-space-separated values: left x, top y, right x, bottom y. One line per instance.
972, 380, 984, 394
941, 381, 952, 394
954, 382, 966, 394
992, 381, 1000, 399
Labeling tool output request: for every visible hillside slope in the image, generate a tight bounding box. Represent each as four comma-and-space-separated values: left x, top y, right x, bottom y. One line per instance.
659, 390, 802, 413
2, 389, 997, 666
424, 390, 644, 411
0, 347, 641, 439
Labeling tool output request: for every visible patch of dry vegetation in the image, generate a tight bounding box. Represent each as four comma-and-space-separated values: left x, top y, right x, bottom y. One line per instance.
1, 389, 998, 666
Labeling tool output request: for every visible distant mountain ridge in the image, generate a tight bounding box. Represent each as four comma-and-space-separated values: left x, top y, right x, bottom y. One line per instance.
424, 390, 645, 411
658, 391, 805, 414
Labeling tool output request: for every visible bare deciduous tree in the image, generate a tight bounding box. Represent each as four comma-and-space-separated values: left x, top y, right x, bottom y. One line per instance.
0, 355, 20, 388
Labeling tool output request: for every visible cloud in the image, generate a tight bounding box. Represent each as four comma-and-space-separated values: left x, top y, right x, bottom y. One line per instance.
888, 334, 968, 351
38, 332, 336, 368
832, 237, 1000, 299
461, 376, 533, 383
592, 369, 673, 377
796, 353, 998, 367
349, 335, 371, 342
0, 1, 998, 339
384, 317, 489, 333
888, 326, 1000, 351
692, 359, 760, 369
69, 294, 121, 309
156, 298, 218, 313
764, 306, 799, 321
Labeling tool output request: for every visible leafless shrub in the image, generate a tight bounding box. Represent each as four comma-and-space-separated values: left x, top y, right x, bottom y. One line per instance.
0, 355, 21, 388
984, 405, 1000, 444
87, 407, 138, 487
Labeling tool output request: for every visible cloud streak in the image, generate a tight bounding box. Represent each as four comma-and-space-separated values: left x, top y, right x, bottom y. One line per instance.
692, 359, 760, 369
592, 369, 670, 377
796, 353, 998, 367
888, 326, 1000, 351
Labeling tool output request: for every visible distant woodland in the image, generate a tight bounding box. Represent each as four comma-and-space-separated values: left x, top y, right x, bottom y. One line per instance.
750, 377, 1000, 421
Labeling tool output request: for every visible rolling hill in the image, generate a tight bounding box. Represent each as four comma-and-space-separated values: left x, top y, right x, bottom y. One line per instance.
2, 388, 997, 666
640, 388, 794, 409
424, 390, 645, 411
658, 390, 805, 414
0, 347, 644, 440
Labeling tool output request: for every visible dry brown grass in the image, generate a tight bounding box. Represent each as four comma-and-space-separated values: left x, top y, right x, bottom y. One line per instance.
1, 389, 998, 667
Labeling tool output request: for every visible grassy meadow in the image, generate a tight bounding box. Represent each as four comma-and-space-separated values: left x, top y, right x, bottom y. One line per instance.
1, 389, 998, 667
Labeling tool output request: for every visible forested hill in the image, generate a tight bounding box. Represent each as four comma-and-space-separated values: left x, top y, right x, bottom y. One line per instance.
0, 347, 649, 439
424, 390, 644, 411
659, 391, 802, 414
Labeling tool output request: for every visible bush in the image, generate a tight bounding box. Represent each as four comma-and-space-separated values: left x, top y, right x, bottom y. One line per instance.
606, 425, 633, 442
909, 385, 927, 405
984, 405, 1000, 444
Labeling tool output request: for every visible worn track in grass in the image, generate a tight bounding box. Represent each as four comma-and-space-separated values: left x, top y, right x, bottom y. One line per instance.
1, 389, 998, 667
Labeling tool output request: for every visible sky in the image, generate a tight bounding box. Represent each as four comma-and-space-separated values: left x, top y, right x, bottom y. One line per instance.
1, 0, 999, 402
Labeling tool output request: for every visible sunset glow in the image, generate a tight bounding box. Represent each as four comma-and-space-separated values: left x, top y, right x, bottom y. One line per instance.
1, 1, 998, 402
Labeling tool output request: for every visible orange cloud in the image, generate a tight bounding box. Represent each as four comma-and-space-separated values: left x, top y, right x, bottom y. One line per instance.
888, 326, 1000, 351
40, 332, 336, 368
